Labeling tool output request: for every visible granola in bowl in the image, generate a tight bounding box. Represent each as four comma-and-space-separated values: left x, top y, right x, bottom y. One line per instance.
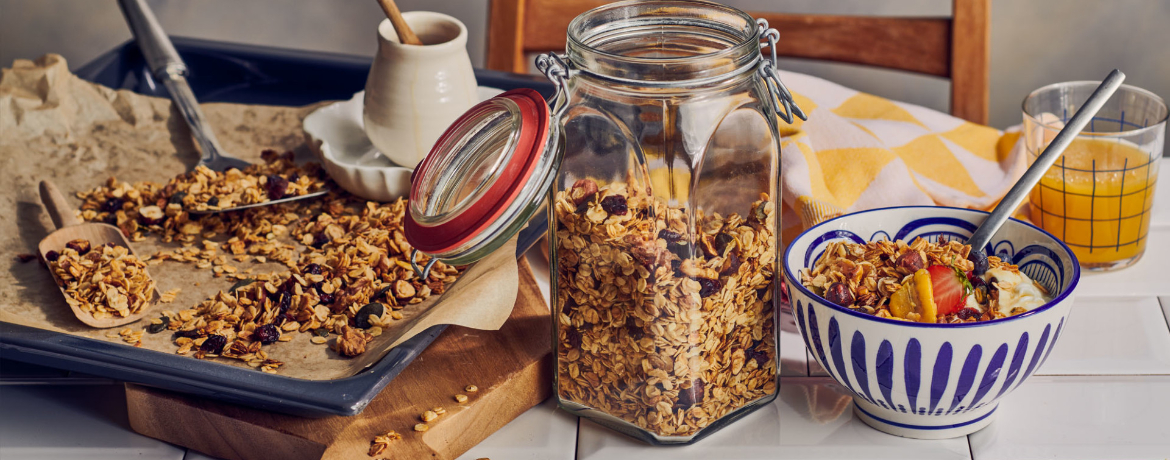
553, 178, 777, 438
46, 239, 156, 320
799, 237, 1052, 324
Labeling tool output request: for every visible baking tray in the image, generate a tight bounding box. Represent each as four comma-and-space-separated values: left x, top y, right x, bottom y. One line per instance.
0, 36, 552, 416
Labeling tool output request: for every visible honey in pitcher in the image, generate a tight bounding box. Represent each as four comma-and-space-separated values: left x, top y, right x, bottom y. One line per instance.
1029, 138, 1158, 266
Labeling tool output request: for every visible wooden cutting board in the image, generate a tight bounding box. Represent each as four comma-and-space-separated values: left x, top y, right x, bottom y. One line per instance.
125, 257, 551, 460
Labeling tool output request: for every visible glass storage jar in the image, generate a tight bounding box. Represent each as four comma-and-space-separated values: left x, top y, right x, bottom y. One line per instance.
547, 0, 799, 444
404, 0, 803, 445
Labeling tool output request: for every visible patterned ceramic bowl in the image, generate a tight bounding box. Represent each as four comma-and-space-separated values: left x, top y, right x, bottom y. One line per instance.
782, 206, 1080, 439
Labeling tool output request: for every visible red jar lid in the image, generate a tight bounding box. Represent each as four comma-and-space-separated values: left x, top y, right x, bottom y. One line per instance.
405, 88, 555, 257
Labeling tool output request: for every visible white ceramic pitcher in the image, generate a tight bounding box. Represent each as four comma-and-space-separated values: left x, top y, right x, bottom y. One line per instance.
363, 11, 477, 168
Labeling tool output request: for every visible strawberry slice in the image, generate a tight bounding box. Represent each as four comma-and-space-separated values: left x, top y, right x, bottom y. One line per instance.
926, 265, 968, 316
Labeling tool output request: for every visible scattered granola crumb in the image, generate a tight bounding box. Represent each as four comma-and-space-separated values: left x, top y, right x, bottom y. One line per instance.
413, 423, 429, 432
159, 288, 181, 303
432, 406, 446, 415
15, 253, 36, 263
454, 394, 468, 404
367, 430, 401, 457
465, 384, 478, 393
421, 410, 438, 422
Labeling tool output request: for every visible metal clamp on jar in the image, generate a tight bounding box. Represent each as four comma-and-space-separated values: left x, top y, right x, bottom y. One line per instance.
405, 0, 804, 445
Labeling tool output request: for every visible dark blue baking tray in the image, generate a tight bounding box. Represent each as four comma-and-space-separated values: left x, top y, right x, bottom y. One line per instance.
0, 37, 552, 416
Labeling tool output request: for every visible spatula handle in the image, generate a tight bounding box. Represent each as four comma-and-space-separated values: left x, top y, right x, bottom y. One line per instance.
39, 181, 83, 229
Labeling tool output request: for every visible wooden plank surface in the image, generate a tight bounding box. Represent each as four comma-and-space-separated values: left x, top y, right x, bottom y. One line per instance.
125, 257, 551, 460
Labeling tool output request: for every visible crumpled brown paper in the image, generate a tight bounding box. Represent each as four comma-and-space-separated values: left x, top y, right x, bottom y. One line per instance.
0, 54, 519, 380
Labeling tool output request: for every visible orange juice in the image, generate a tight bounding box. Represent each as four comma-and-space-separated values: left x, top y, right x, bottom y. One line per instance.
1029, 138, 1158, 266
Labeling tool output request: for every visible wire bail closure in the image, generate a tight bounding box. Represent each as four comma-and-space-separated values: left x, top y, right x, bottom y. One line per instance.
409, 248, 438, 280
756, 18, 807, 124
536, 53, 571, 118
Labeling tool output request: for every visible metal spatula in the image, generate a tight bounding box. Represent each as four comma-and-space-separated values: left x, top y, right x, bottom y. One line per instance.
117, 0, 328, 214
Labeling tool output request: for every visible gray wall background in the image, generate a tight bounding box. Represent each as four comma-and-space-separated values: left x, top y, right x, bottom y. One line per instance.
1, 0, 1167, 129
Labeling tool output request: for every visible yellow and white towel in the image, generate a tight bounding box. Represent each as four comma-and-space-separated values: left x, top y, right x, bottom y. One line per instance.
777, 70, 1025, 245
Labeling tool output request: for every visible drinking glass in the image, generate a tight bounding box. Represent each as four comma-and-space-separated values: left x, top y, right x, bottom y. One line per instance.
1023, 82, 1167, 271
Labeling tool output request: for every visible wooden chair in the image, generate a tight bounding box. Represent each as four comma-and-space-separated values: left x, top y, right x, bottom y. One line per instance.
486, 0, 990, 125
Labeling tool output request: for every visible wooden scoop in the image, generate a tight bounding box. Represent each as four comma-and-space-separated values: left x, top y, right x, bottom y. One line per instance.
37, 181, 159, 328
375, 0, 423, 45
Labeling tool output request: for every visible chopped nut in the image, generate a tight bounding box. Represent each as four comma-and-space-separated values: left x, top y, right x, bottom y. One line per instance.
336, 325, 369, 357
413, 423, 429, 432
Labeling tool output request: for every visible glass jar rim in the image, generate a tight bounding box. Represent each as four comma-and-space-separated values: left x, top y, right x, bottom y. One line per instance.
1022, 81, 1168, 137
565, 0, 761, 85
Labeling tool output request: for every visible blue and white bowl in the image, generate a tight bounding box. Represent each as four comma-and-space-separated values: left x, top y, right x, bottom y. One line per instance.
782, 206, 1080, 439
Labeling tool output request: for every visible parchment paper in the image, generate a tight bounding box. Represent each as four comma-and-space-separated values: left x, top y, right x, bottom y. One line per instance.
0, 54, 519, 380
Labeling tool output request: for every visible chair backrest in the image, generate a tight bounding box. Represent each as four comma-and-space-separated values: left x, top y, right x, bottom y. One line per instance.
486, 0, 990, 125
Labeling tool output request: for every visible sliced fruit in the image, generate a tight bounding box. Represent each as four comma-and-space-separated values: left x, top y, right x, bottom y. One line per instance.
926, 265, 969, 316
888, 269, 938, 323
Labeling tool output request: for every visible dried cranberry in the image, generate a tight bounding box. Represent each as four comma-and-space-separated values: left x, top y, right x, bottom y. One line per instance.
200, 334, 227, 354
668, 242, 693, 260
311, 233, 330, 249
206, 196, 219, 207
967, 272, 986, 289
625, 318, 644, 341
697, 278, 722, 297
288, 172, 300, 184
657, 229, 684, 243
561, 295, 577, 316
254, 324, 280, 345
265, 175, 289, 200
671, 259, 684, 277
305, 263, 322, 275
599, 195, 628, 215
747, 344, 772, 368
564, 328, 582, 349
317, 292, 335, 305
676, 379, 705, 408
100, 197, 124, 213
824, 282, 855, 306
957, 308, 982, 320
44, 250, 60, 262
103, 214, 118, 225
277, 292, 292, 316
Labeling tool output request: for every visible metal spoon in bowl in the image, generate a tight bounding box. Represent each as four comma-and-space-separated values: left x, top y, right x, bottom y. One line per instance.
117, 0, 328, 214
966, 69, 1126, 262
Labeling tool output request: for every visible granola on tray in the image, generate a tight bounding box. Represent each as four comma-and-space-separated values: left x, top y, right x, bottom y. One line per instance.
799, 238, 1051, 323
554, 177, 777, 437
65, 152, 462, 373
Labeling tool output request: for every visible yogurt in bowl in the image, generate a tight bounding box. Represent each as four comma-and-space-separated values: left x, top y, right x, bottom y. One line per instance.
782, 206, 1080, 439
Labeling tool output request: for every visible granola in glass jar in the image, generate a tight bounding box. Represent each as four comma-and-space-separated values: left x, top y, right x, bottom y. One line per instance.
553, 177, 777, 437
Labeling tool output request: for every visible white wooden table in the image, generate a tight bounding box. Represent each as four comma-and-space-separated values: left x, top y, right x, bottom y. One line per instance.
3, 159, 1169, 460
